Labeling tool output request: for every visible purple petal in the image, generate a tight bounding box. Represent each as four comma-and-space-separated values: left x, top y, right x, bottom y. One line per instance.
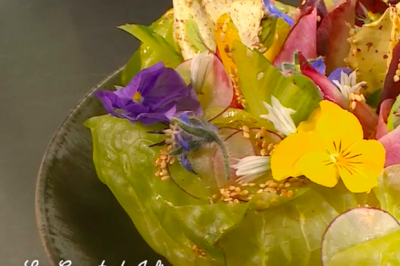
264, 0, 294, 27
135, 112, 170, 125
328, 68, 353, 84
379, 125, 400, 167
180, 154, 197, 174
176, 134, 191, 151
176, 87, 203, 116
311, 57, 326, 75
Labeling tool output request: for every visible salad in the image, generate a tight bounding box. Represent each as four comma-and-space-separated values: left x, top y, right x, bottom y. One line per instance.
85, 0, 400, 265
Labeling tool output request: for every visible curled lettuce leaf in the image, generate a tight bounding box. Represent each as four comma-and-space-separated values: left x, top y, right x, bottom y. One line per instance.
121, 10, 182, 85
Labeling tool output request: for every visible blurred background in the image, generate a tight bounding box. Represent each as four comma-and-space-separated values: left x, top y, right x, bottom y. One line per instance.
0, 0, 171, 264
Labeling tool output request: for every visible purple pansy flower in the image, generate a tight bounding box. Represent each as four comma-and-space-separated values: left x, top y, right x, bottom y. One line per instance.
94, 62, 202, 125
264, 0, 294, 27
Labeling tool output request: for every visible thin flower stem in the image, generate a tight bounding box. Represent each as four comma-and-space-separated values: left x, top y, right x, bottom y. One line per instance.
215, 138, 231, 180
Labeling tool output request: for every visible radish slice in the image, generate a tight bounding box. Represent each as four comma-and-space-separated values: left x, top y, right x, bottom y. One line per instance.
175, 52, 234, 111
213, 128, 255, 187
321, 207, 400, 265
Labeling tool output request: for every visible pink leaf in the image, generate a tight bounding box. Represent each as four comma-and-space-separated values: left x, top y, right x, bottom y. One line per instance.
376, 99, 395, 139
273, 8, 317, 66
298, 52, 348, 108
379, 125, 400, 167
317, 0, 356, 74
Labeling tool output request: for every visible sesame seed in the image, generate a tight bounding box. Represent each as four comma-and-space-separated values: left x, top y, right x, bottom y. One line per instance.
169, 157, 176, 164
354, 94, 362, 102
241, 182, 249, 187
161, 169, 168, 177
260, 149, 268, 156
235, 187, 241, 192
257, 189, 264, 194
155, 158, 161, 165
397, 63, 400, 68
351, 101, 357, 110
233, 199, 239, 204
257, 72, 264, 80
247, 195, 253, 200
281, 189, 287, 197
396, 70, 400, 76
248, 183, 256, 187
212, 194, 219, 199
242, 125, 250, 133
243, 132, 250, 139
394, 75, 400, 82
269, 182, 278, 188
160, 160, 167, 169
223, 197, 233, 202
161, 175, 170, 181
155, 170, 161, 177
160, 154, 167, 160
287, 190, 294, 198
278, 184, 284, 190
264, 188, 277, 194
242, 190, 249, 195
262, 140, 268, 148
259, 184, 266, 188
229, 186, 236, 191
230, 192, 237, 197
284, 182, 291, 188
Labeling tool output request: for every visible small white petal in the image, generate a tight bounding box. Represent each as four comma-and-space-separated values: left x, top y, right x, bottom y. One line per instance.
333, 70, 366, 103
231, 156, 271, 183
260, 96, 297, 136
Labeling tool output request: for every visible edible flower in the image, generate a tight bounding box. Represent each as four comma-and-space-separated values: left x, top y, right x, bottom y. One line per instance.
329, 68, 367, 106
95, 62, 202, 125
264, 0, 294, 27
260, 96, 297, 136
271, 100, 386, 193
231, 156, 271, 183
169, 113, 231, 179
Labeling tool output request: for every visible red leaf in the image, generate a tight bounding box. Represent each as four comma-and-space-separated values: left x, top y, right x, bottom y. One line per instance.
376, 99, 395, 139
298, 52, 348, 108
380, 42, 400, 110
273, 8, 317, 66
317, 0, 356, 74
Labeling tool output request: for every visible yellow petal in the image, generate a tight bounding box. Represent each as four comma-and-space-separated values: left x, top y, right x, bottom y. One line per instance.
295, 151, 340, 187
297, 107, 321, 133
215, 14, 241, 78
271, 132, 323, 180
264, 18, 291, 62
316, 100, 363, 154
338, 140, 386, 193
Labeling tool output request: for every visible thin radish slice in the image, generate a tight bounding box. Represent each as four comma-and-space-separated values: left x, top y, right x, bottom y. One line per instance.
213, 128, 255, 187
321, 207, 400, 266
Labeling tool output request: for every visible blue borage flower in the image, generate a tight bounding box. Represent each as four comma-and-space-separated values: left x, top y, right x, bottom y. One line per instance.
166, 112, 231, 179
281, 53, 326, 76
264, 0, 294, 27
94, 62, 202, 125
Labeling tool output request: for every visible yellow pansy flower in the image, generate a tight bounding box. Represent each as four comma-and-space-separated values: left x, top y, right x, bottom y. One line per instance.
271, 100, 386, 193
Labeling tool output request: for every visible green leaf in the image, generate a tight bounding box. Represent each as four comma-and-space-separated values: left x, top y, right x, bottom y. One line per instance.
219, 189, 339, 266
120, 11, 183, 85
186, 19, 209, 53
259, 18, 277, 50
231, 41, 322, 126
204, 107, 271, 128
374, 165, 400, 220
387, 95, 400, 130
327, 229, 400, 266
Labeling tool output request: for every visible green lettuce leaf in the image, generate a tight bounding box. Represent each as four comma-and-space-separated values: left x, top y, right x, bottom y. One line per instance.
328, 229, 400, 266
121, 11, 182, 85
231, 41, 322, 126
219, 189, 338, 266
374, 165, 400, 221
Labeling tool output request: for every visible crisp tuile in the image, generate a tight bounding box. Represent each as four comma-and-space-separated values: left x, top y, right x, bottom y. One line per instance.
346, 6, 400, 97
